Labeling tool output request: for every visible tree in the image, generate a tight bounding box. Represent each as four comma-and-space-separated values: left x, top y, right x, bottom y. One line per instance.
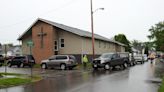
131, 40, 153, 55
131, 40, 141, 47
148, 21, 164, 52
114, 34, 131, 52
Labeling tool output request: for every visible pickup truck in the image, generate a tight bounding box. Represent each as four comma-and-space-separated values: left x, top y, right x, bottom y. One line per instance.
92, 52, 130, 70
133, 54, 144, 64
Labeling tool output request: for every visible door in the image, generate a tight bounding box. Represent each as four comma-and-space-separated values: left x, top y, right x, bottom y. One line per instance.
55, 56, 68, 67
110, 54, 121, 66
47, 55, 56, 67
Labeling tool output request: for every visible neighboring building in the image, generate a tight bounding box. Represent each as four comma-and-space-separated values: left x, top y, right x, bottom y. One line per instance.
18, 18, 125, 64
7, 45, 22, 56
0, 43, 2, 55
1, 45, 22, 56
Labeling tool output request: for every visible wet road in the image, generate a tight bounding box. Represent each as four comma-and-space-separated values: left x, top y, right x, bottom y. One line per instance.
0, 60, 161, 92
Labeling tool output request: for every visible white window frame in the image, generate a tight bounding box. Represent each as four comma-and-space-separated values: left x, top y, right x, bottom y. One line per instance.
59, 38, 64, 48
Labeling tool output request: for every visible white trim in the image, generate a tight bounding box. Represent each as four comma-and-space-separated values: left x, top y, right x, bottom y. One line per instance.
59, 38, 64, 48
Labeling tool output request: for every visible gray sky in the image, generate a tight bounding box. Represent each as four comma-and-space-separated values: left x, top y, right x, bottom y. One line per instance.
0, 0, 164, 45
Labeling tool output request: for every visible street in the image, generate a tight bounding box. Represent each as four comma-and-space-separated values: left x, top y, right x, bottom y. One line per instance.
0, 60, 161, 92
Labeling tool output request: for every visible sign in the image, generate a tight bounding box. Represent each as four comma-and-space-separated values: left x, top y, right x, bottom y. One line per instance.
27, 41, 34, 47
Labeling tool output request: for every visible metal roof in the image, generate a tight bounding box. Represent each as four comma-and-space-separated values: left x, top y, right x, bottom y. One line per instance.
18, 18, 125, 46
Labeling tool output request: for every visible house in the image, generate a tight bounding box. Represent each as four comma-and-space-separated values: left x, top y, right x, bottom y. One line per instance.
18, 18, 125, 64
7, 45, 22, 56
0, 44, 22, 56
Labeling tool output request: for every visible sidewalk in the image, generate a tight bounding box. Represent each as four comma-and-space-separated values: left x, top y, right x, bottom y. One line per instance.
154, 59, 164, 78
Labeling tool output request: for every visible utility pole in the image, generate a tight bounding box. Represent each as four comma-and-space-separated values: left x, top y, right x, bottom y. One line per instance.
90, 0, 104, 60
90, 0, 95, 60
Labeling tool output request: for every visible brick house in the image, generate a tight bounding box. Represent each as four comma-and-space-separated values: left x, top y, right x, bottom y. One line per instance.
18, 18, 125, 64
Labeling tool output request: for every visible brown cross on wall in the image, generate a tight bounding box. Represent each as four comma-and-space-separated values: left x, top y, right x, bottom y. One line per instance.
37, 27, 47, 48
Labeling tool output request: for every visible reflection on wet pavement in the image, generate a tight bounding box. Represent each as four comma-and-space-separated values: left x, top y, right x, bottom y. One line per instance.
0, 60, 161, 92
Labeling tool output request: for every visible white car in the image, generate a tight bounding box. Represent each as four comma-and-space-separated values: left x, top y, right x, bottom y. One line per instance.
143, 54, 148, 61
134, 54, 144, 64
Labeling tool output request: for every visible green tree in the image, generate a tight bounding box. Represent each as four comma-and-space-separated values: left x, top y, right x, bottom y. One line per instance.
114, 34, 131, 52
131, 40, 153, 55
131, 40, 141, 47
148, 21, 164, 52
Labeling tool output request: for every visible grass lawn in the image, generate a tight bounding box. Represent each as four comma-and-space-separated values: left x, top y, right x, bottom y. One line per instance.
0, 72, 42, 88
0, 78, 31, 88
159, 77, 164, 92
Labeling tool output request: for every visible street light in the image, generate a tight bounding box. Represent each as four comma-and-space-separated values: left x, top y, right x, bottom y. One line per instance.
90, 0, 104, 60
93, 8, 104, 13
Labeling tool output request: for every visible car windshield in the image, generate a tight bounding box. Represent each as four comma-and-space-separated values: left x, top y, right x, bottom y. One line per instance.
100, 53, 113, 58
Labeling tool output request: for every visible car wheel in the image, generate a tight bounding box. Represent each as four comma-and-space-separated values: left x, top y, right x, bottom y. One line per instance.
68, 67, 73, 70
104, 64, 110, 70
20, 63, 24, 68
141, 61, 143, 64
41, 63, 47, 69
8, 63, 12, 67
123, 62, 128, 69
60, 64, 66, 70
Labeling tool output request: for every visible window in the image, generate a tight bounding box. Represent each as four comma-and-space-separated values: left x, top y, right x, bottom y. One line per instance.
54, 41, 58, 51
60, 38, 64, 48
69, 55, 76, 60
56, 56, 67, 60
49, 55, 56, 60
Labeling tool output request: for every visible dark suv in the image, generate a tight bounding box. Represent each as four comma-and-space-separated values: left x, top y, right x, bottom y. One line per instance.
92, 52, 129, 70
0, 55, 4, 65
8, 55, 35, 68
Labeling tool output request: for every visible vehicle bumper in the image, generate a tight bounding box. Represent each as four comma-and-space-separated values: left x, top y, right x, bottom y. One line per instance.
92, 63, 105, 68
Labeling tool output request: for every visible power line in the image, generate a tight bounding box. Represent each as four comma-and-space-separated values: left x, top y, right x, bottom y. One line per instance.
0, 0, 79, 29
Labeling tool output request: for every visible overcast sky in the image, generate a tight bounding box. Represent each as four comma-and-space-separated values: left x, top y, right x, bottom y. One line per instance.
0, 0, 164, 45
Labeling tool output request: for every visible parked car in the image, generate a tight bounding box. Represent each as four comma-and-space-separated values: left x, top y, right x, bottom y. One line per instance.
92, 52, 129, 70
0, 55, 4, 65
119, 52, 135, 66
133, 54, 144, 64
143, 54, 148, 61
41, 55, 77, 70
7, 55, 35, 67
